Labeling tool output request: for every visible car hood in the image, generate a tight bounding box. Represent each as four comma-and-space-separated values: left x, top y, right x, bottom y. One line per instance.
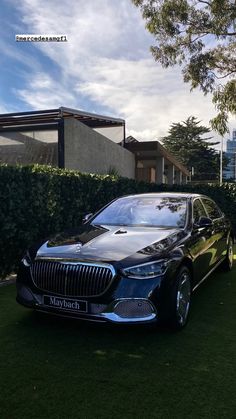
35, 224, 186, 265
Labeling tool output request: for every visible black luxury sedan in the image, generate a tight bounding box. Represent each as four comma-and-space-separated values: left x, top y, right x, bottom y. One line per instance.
16, 193, 234, 330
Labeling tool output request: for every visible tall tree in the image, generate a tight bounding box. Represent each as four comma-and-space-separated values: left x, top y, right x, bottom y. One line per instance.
132, 0, 236, 135
162, 116, 225, 180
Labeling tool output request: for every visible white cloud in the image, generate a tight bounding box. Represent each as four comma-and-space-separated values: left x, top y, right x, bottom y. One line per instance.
15, 73, 77, 109
76, 58, 220, 140
8, 0, 236, 142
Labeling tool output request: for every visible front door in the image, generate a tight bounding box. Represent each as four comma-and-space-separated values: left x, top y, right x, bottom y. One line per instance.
187, 198, 215, 285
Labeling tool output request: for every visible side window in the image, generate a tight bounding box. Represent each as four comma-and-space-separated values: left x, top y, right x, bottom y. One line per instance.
193, 199, 207, 223
202, 199, 222, 220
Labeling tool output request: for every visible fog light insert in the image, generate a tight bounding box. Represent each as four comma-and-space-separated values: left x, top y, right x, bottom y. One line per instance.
114, 299, 154, 318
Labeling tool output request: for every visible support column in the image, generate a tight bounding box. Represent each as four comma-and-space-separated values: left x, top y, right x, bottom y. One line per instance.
175, 170, 182, 185
155, 156, 165, 184
58, 118, 65, 168
167, 164, 175, 185
182, 174, 188, 184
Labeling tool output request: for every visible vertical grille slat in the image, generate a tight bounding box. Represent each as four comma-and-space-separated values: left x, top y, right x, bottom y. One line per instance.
54, 263, 59, 294
59, 263, 64, 294
79, 265, 85, 296
102, 268, 108, 290
44, 261, 48, 291
93, 267, 98, 293
39, 260, 43, 289
88, 266, 93, 296
31, 260, 114, 297
90, 266, 95, 295
46, 265, 50, 291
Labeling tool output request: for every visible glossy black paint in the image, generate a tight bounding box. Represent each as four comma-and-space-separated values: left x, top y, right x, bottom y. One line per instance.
16, 193, 233, 326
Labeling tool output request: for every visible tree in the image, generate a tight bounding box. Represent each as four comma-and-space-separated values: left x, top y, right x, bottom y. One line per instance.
132, 0, 236, 135
162, 116, 227, 180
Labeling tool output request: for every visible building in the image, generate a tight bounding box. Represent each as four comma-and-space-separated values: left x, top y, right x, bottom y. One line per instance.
0, 107, 189, 185
0, 107, 134, 179
125, 137, 189, 184
224, 129, 236, 180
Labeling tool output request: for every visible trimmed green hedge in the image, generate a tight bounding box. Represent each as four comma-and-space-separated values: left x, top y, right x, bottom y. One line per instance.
1, 164, 236, 279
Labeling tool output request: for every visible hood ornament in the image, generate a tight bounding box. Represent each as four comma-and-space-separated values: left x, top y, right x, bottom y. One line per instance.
75, 243, 83, 253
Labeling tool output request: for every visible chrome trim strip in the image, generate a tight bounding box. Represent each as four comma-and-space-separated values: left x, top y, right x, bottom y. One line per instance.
192, 257, 224, 292
102, 312, 156, 323
112, 297, 155, 307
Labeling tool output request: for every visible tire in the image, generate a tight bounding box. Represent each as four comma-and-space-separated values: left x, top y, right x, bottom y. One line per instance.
168, 266, 192, 331
222, 236, 234, 272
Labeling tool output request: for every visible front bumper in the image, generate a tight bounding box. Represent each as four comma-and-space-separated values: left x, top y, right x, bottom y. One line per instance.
16, 283, 157, 324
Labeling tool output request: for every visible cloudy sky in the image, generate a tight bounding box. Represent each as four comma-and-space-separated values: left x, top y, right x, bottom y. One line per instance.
0, 0, 235, 146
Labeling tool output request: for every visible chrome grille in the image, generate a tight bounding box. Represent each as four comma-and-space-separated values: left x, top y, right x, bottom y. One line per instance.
31, 260, 115, 297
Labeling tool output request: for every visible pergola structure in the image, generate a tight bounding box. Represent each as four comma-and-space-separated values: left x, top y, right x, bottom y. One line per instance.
0, 107, 125, 168
0, 108, 189, 184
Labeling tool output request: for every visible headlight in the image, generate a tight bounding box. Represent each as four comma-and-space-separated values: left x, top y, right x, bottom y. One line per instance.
21, 251, 32, 267
122, 260, 168, 279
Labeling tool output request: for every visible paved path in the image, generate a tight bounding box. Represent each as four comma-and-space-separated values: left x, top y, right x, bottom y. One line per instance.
0, 274, 16, 287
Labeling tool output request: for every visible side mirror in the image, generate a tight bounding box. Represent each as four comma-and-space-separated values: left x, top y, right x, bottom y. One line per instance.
194, 216, 213, 229
82, 213, 93, 224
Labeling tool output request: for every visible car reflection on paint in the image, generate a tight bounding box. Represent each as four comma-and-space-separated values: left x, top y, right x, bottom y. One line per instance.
16, 193, 234, 330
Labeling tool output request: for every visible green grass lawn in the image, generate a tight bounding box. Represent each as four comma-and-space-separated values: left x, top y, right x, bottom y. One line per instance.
1, 263, 236, 419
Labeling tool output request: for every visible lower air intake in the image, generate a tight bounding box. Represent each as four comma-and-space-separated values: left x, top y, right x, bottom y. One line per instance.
114, 299, 154, 318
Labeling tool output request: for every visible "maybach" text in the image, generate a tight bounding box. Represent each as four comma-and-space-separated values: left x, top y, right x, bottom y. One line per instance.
50, 297, 80, 310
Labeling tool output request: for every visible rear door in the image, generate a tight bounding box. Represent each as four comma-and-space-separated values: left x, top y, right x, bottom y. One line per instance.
201, 197, 227, 264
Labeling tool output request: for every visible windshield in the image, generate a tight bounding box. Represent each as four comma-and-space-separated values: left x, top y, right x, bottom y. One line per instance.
92, 196, 187, 228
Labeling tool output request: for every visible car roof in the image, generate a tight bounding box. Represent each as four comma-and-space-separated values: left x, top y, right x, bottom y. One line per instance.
119, 192, 203, 199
